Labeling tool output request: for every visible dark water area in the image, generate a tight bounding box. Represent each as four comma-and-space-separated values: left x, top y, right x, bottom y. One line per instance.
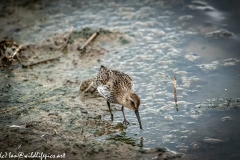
206, 0, 240, 34
1, 0, 240, 159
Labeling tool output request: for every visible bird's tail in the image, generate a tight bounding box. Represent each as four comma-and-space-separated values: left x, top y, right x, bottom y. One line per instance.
99, 65, 107, 72
97, 65, 110, 84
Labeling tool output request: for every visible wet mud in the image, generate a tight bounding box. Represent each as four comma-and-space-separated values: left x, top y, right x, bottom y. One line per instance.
0, 28, 136, 159
0, 25, 181, 160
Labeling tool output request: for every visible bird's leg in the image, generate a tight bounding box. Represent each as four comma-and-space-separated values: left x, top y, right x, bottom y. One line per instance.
107, 101, 113, 121
121, 106, 130, 125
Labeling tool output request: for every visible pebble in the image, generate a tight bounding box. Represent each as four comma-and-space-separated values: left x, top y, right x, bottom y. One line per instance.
80, 108, 88, 114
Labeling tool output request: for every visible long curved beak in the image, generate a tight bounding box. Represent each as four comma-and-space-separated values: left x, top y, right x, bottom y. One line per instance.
135, 109, 143, 129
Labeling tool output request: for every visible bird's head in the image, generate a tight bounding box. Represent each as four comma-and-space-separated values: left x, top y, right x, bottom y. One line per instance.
123, 92, 143, 129
123, 92, 140, 111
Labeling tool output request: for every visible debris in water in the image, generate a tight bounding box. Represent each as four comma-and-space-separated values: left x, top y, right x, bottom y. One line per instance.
61, 26, 74, 51
173, 76, 178, 110
164, 115, 174, 121
197, 61, 219, 72
206, 29, 233, 39
221, 116, 232, 121
140, 147, 183, 159
78, 28, 102, 54
184, 53, 200, 62
191, 114, 201, 120
188, 1, 215, 11
159, 105, 170, 111
178, 15, 193, 22
22, 56, 61, 68
204, 137, 224, 144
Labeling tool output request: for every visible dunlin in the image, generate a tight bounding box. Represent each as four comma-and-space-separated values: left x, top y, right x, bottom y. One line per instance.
96, 65, 143, 129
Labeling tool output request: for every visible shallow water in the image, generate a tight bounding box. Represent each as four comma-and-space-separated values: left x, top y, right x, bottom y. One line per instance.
1, 0, 240, 159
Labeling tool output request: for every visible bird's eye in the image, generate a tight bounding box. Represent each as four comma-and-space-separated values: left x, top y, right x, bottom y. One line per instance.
131, 100, 135, 106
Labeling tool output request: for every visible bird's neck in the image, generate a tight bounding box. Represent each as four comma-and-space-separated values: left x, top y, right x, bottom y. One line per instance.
117, 91, 132, 106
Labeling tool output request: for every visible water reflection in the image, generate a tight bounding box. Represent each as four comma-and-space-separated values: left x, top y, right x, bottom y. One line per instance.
102, 0, 240, 159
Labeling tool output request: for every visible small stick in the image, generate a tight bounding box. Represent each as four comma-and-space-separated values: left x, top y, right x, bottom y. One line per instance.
61, 26, 74, 51
173, 76, 178, 111
22, 56, 61, 68
79, 28, 101, 51
80, 81, 93, 101
7, 45, 25, 61
83, 81, 94, 93
14, 144, 21, 154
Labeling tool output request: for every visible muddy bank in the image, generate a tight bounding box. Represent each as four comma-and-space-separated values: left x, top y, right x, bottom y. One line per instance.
0, 1, 186, 159
0, 27, 182, 159
0, 27, 136, 159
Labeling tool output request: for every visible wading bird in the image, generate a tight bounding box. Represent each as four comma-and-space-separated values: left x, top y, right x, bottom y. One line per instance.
96, 65, 143, 129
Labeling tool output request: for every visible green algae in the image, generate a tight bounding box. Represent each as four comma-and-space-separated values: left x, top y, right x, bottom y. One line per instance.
119, 36, 130, 44
106, 133, 142, 147
69, 27, 112, 44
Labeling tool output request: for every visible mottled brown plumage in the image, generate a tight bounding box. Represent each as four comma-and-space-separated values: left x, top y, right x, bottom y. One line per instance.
96, 65, 143, 129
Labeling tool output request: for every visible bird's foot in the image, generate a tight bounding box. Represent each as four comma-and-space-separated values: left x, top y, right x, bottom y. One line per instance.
122, 118, 130, 125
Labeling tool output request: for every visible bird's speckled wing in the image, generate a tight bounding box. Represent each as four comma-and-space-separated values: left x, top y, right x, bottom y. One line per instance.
96, 66, 111, 86
96, 66, 117, 103
96, 65, 134, 103
111, 70, 133, 91
97, 84, 116, 103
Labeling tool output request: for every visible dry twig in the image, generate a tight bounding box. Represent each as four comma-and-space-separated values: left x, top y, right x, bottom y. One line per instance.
22, 56, 61, 68
6, 45, 26, 64
78, 28, 101, 53
173, 76, 178, 111
61, 26, 74, 51
79, 81, 94, 101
